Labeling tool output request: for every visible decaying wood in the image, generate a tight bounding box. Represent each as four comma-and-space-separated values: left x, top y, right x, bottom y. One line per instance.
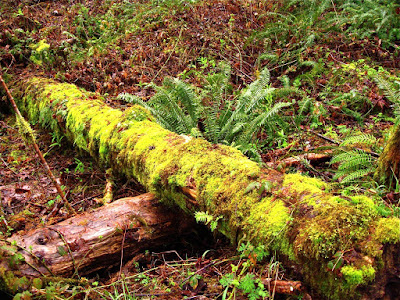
266, 152, 332, 168
5, 77, 400, 299
2, 193, 192, 277
262, 279, 304, 296
375, 123, 400, 187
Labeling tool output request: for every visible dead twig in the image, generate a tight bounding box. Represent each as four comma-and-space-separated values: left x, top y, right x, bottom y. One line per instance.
0, 73, 75, 215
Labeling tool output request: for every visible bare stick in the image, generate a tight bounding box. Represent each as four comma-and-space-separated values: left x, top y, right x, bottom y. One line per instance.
0, 73, 75, 215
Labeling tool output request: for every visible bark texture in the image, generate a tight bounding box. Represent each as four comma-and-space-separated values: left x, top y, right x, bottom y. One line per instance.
5, 77, 400, 299
0, 194, 192, 292
375, 124, 400, 187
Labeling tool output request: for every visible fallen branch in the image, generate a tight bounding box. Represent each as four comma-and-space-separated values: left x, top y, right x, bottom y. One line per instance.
0, 73, 74, 214
1, 193, 192, 280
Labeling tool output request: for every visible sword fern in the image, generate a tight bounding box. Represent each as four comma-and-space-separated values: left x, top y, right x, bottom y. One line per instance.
331, 134, 380, 185
118, 65, 292, 162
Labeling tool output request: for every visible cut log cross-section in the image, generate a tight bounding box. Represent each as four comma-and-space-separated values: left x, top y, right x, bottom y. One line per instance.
4, 77, 400, 299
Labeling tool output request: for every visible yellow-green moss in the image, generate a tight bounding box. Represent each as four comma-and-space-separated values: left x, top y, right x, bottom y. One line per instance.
29, 39, 50, 65
341, 265, 375, 287
244, 197, 295, 258
295, 197, 377, 260
0, 267, 30, 295
15, 77, 397, 300
374, 217, 400, 244
246, 198, 290, 243
282, 173, 328, 206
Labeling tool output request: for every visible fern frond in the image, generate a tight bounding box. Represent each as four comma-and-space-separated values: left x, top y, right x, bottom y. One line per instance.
150, 83, 191, 134
202, 105, 221, 143
194, 211, 214, 225
280, 76, 291, 89
373, 74, 400, 105
335, 166, 376, 184
331, 146, 378, 184
118, 92, 158, 118
331, 150, 375, 168
340, 134, 377, 147
237, 102, 292, 145
295, 97, 313, 125
338, 152, 375, 171
165, 77, 200, 127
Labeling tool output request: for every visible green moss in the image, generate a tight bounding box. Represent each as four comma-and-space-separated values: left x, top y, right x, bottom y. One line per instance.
295, 198, 376, 259
349, 195, 377, 212
282, 173, 328, 206
0, 266, 31, 295
29, 39, 50, 65
374, 217, 400, 244
341, 265, 375, 287
123, 105, 155, 122
246, 198, 291, 243
244, 196, 296, 258
15, 77, 394, 300
8, 150, 27, 165
13, 290, 33, 300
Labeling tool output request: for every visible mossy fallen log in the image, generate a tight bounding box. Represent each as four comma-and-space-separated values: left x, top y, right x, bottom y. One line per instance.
375, 123, 400, 188
7, 77, 400, 299
0, 193, 192, 294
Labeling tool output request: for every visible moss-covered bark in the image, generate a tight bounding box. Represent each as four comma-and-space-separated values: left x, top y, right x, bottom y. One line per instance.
375, 123, 400, 187
8, 77, 400, 299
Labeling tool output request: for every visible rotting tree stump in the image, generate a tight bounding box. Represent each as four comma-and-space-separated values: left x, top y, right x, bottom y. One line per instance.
3, 77, 400, 299
0, 194, 192, 283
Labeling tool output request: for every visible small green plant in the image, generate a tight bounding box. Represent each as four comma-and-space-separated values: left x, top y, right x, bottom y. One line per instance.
253, 0, 339, 69
331, 134, 380, 185
220, 242, 272, 300
44, 133, 64, 157
119, 65, 291, 162
195, 211, 223, 232
373, 73, 400, 121
74, 158, 85, 174
29, 39, 51, 65
340, 0, 400, 49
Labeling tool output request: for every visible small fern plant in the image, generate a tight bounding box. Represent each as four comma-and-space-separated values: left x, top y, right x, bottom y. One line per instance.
330, 134, 380, 185
119, 64, 292, 163
340, 0, 400, 48
201, 65, 292, 162
194, 211, 223, 232
373, 74, 400, 122
119, 77, 203, 137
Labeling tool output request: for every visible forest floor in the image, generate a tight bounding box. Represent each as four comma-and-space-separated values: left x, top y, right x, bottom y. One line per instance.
0, 0, 400, 299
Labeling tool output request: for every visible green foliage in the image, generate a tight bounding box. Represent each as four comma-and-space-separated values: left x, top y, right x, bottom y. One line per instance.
253, 0, 338, 69
119, 65, 292, 162
341, 265, 375, 288
201, 66, 292, 160
29, 39, 51, 65
373, 73, 400, 121
340, 0, 400, 48
220, 243, 272, 300
57, 0, 194, 62
194, 211, 223, 232
119, 77, 201, 135
331, 134, 379, 185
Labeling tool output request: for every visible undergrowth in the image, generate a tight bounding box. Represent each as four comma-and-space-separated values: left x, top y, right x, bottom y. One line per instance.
119, 65, 293, 163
